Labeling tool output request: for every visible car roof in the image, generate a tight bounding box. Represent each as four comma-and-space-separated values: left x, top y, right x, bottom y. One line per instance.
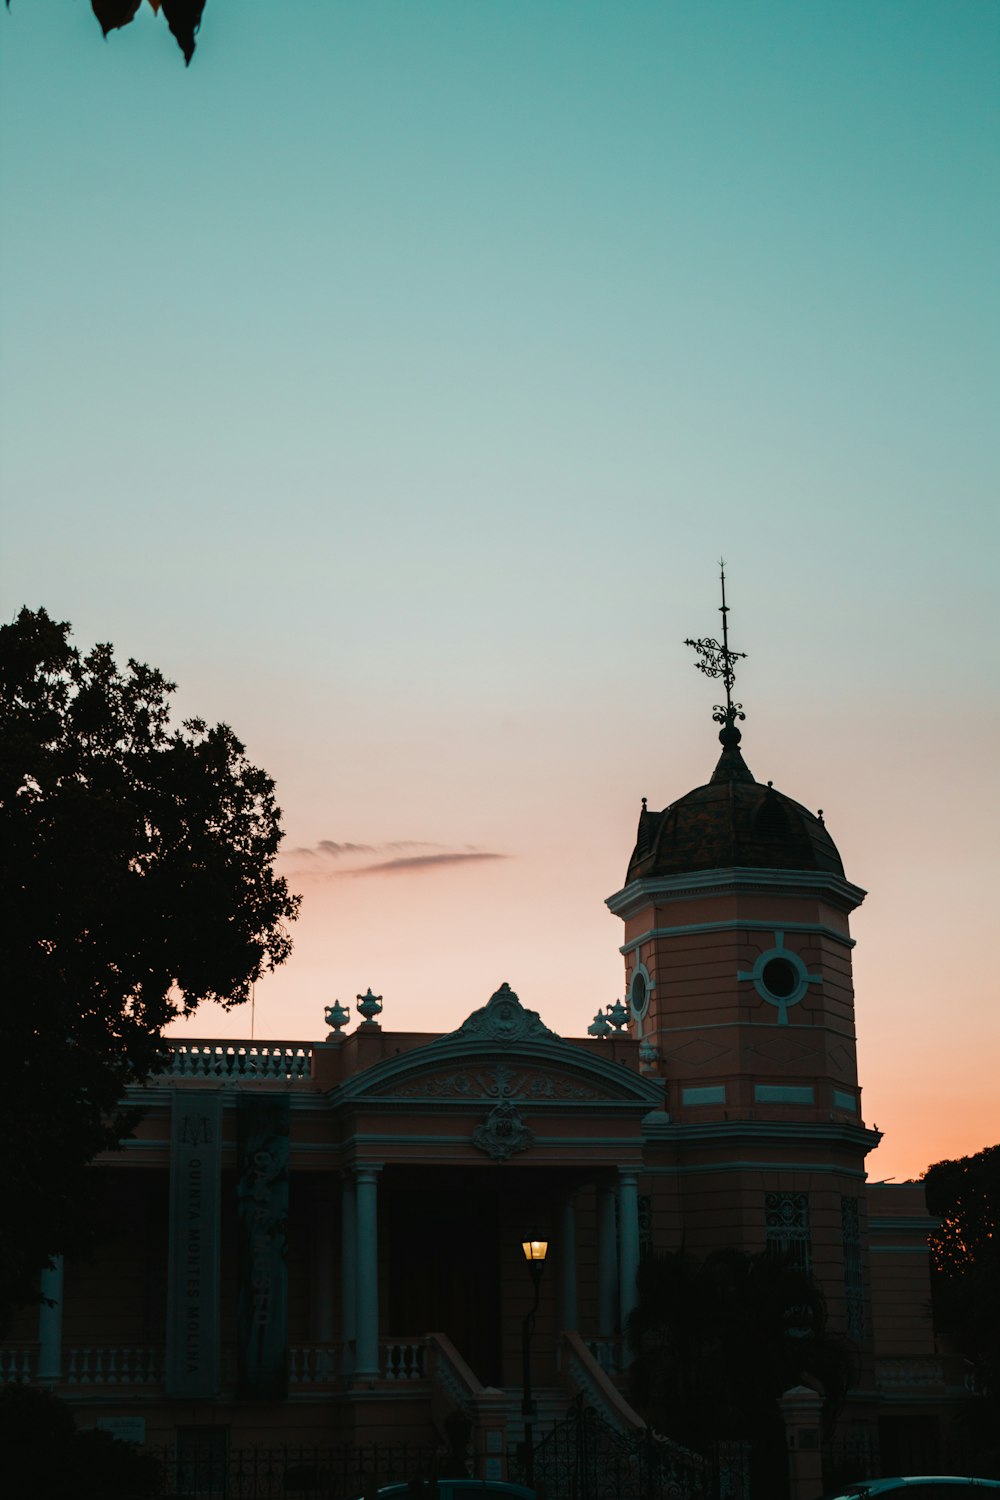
370, 1483, 536, 1499
829, 1481, 1000, 1500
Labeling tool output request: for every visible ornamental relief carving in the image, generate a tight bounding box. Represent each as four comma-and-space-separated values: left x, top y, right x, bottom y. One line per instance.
393, 1062, 600, 1102
450, 982, 555, 1044
471, 1100, 535, 1161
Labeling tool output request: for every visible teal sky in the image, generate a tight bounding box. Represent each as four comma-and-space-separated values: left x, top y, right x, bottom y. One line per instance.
2, 0, 998, 1179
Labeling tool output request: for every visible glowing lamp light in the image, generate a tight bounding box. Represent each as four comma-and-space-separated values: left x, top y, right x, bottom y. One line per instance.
521, 1239, 548, 1265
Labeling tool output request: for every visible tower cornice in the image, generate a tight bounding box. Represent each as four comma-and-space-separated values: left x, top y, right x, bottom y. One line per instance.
641, 1115, 882, 1153
607, 865, 867, 920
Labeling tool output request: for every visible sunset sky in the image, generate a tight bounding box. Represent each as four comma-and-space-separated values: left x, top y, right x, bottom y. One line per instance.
2, 1, 997, 1183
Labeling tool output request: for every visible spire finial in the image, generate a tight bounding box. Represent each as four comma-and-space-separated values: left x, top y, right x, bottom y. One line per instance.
684, 559, 748, 745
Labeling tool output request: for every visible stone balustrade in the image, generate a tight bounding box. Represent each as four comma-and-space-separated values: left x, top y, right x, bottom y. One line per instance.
67, 1345, 164, 1384
3, 1338, 437, 1392
162, 1041, 312, 1081
381, 1339, 427, 1382
875, 1356, 945, 1390
0, 1347, 34, 1382
288, 1344, 339, 1383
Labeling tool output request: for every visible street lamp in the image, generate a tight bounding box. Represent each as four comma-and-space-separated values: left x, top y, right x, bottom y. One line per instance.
520, 1237, 548, 1489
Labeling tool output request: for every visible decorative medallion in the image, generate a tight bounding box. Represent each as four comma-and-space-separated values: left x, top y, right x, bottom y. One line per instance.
472, 1099, 535, 1161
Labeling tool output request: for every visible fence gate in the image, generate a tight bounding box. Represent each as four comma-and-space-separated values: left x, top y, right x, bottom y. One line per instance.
510, 1400, 715, 1500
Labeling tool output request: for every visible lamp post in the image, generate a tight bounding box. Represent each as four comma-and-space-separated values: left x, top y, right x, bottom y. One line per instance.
520, 1237, 548, 1489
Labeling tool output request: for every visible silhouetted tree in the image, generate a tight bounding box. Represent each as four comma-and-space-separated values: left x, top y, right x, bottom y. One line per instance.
0, 606, 299, 1324
5, 0, 206, 65
627, 1247, 855, 1495
924, 1144, 1000, 1473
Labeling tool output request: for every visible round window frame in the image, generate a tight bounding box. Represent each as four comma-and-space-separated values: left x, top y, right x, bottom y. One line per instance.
628, 961, 652, 1023
740, 938, 819, 1023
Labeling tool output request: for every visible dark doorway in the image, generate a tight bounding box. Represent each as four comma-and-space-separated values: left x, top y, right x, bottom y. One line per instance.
388, 1178, 502, 1385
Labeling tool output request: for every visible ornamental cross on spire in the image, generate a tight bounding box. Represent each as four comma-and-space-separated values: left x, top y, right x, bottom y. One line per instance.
684, 560, 747, 732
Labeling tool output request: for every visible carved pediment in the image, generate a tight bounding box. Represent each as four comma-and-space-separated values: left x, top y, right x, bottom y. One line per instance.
449, 982, 554, 1044
333, 981, 667, 1110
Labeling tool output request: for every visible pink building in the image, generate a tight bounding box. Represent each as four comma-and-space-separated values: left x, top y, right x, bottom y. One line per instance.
4, 713, 959, 1486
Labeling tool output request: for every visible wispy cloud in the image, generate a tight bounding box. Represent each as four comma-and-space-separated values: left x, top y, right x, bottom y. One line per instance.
279, 839, 509, 879
352, 851, 507, 876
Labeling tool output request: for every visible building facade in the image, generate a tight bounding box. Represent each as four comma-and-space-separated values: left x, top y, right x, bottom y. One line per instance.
4, 718, 958, 1479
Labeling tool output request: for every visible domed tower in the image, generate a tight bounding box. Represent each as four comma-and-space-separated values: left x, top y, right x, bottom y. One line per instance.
606, 572, 880, 1345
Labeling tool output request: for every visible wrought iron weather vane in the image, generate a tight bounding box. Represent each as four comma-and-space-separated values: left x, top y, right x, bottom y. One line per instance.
684, 560, 747, 738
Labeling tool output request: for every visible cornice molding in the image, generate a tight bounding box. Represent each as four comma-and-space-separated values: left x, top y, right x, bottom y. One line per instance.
606, 867, 867, 920
124, 1086, 329, 1111
642, 1116, 882, 1152
619, 918, 855, 954
339, 1131, 646, 1158
642, 1160, 870, 1180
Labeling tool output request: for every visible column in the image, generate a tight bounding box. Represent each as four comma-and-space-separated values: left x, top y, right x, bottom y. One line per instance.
37, 1256, 64, 1383
353, 1164, 382, 1381
340, 1172, 357, 1377
559, 1194, 578, 1333
597, 1182, 618, 1335
311, 1191, 335, 1345
618, 1170, 640, 1338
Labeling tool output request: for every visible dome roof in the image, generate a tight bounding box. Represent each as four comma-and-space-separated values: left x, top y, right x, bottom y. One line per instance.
626, 736, 844, 884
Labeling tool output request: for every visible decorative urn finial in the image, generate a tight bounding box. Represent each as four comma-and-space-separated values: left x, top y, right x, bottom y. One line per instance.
324, 999, 350, 1039
356, 988, 383, 1027
606, 999, 630, 1032
588, 1000, 630, 1037
638, 1038, 661, 1074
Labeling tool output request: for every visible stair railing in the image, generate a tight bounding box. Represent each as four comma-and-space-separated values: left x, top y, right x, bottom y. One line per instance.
559, 1330, 645, 1436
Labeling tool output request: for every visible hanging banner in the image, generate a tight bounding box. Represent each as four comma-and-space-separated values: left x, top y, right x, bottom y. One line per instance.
237, 1095, 290, 1399
166, 1092, 223, 1398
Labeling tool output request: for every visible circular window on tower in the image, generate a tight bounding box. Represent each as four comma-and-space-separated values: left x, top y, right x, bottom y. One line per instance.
761, 957, 797, 1000
738, 935, 820, 1023
629, 962, 651, 1022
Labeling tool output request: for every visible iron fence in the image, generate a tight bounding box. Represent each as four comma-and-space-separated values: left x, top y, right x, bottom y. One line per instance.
153, 1442, 437, 1499
507, 1401, 734, 1500
149, 1417, 755, 1500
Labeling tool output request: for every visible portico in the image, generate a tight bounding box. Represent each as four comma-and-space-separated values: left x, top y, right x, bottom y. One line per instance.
326, 983, 664, 1405
11, 983, 662, 1450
